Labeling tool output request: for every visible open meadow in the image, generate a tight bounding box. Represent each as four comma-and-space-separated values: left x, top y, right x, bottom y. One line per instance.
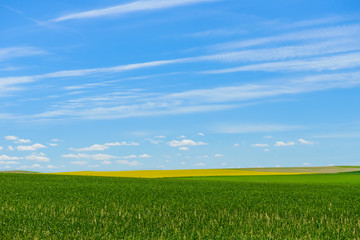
1, 168, 360, 239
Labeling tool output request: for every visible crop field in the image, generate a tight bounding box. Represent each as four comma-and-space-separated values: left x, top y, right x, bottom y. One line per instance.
51, 166, 360, 178
1, 171, 360, 239
52, 169, 309, 178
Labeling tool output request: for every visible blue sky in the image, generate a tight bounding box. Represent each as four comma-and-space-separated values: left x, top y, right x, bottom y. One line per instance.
1, 0, 360, 172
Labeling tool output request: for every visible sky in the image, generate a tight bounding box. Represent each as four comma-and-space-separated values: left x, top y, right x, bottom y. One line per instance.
0, 0, 360, 172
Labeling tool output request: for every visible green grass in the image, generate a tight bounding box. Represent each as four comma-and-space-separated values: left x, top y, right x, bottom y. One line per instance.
0, 173, 359, 239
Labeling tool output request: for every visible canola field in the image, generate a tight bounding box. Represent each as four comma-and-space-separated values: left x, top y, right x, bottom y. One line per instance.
52, 168, 311, 178
1, 171, 360, 239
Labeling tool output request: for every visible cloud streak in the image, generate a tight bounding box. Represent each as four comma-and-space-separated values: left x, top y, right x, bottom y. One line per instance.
0, 47, 45, 62
51, 0, 217, 22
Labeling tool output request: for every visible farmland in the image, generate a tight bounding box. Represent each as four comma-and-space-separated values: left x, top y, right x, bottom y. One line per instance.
51, 166, 360, 178
1, 171, 360, 239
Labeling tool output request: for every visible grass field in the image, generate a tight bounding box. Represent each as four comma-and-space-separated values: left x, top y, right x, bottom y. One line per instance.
1, 171, 359, 239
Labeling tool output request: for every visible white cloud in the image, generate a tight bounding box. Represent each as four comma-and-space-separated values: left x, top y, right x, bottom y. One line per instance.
102, 161, 112, 165
0, 146, 2, 150
167, 72, 360, 104
145, 138, 160, 144
71, 144, 109, 152
179, 147, 189, 151
214, 154, 223, 157
18, 164, 44, 169
274, 141, 296, 147
139, 154, 151, 158
221, 162, 227, 166
204, 52, 360, 74
51, 139, 62, 142
252, 143, 269, 147
8, 146, 14, 151
122, 154, 137, 159
298, 138, 314, 145
116, 160, 141, 166
205, 38, 360, 64
214, 24, 360, 50
16, 144, 31, 151
104, 141, 139, 146
168, 139, 207, 147
233, 143, 239, 147
16, 143, 46, 151
264, 136, 273, 139
62, 153, 117, 161
0, 59, 185, 96
0, 160, 19, 165
10, 70, 360, 121
25, 153, 50, 162
4, 135, 31, 144
214, 124, 303, 134
51, 0, 216, 22
177, 135, 186, 139
303, 162, 311, 166
180, 161, 187, 165
314, 132, 360, 138
88, 164, 100, 168
29, 164, 43, 168
4, 136, 17, 141
17, 138, 31, 143
49, 143, 58, 147
197, 132, 205, 136
154, 135, 166, 139
71, 161, 87, 166
0, 47, 45, 62
264, 149, 270, 152
0, 155, 21, 161
194, 162, 205, 166
71, 141, 139, 151
46, 165, 59, 169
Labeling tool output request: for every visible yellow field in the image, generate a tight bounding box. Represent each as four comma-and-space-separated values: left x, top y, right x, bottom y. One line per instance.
51, 169, 311, 178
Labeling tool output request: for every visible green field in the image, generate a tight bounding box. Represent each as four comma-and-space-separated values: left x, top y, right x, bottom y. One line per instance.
1, 172, 359, 239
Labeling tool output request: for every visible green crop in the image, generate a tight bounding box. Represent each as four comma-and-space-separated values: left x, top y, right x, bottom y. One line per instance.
0, 173, 359, 239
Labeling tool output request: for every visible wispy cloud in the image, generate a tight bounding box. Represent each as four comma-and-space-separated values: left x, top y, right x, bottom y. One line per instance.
213, 124, 303, 134
116, 160, 141, 166
16, 143, 46, 151
252, 144, 269, 147
203, 52, 360, 74
2, 22, 359, 97
167, 139, 207, 147
0, 59, 186, 95
0, 47, 45, 62
51, 0, 217, 22
213, 24, 360, 50
8, 70, 360, 121
201, 38, 360, 63
298, 139, 314, 145
25, 153, 50, 162
105, 141, 139, 146
71, 161, 87, 166
70, 144, 109, 152
313, 132, 360, 138
274, 141, 296, 147
165, 72, 360, 103
0, 155, 22, 161
4, 135, 31, 143
62, 153, 117, 161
